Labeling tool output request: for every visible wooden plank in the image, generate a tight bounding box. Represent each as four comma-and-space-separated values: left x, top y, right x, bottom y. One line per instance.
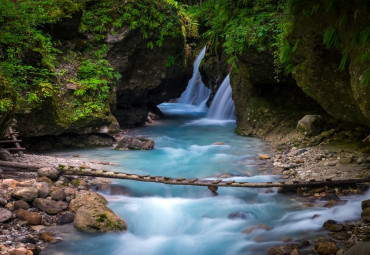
8, 127, 23, 157
0, 140, 22, 143
6, 148, 26, 151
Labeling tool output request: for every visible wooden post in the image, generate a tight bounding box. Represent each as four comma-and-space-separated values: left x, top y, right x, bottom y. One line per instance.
8, 127, 24, 157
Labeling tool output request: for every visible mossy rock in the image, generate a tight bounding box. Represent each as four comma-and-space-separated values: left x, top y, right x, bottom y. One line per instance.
69, 191, 108, 213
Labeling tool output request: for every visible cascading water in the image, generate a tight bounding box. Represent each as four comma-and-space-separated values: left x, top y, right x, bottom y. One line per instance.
178, 47, 211, 107
207, 74, 236, 120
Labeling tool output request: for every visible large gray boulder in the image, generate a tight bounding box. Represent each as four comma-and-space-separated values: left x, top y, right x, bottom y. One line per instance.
69, 191, 108, 213
115, 137, 154, 150
297, 115, 327, 136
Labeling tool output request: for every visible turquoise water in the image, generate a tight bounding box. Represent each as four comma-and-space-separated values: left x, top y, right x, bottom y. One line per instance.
44, 103, 367, 255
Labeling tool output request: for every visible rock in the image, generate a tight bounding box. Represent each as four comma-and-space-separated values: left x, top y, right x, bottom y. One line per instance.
290, 249, 299, 255
361, 199, 370, 210
331, 231, 350, 240
74, 205, 127, 233
37, 176, 53, 186
323, 220, 343, 232
0, 197, 7, 206
320, 192, 340, 201
5, 202, 14, 211
32, 198, 66, 215
242, 224, 271, 234
9, 248, 32, 255
361, 207, 370, 222
115, 137, 154, 150
25, 244, 41, 255
40, 232, 53, 242
258, 154, 271, 160
0, 148, 12, 161
297, 115, 326, 136
57, 212, 75, 225
69, 191, 108, 213
343, 242, 370, 255
14, 200, 30, 210
2, 179, 19, 189
0, 208, 12, 223
212, 142, 226, 145
324, 160, 339, 167
228, 211, 254, 220
30, 225, 45, 232
315, 241, 338, 255
12, 187, 38, 202
33, 182, 50, 198
37, 167, 60, 181
267, 244, 300, 255
339, 158, 353, 164
14, 209, 41, 225
50, 188, 66, 201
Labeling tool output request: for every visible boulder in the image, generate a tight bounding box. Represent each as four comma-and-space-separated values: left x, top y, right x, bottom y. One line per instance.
315, 241, 338, 255
33, 198, 66, 215
33, 182, 50, 198
74, 204, 127, 233
323, 220, 344, 232
0, 208, 12, 223
344, 242, 370, 255
297, 115, 326, 136
50, 188, 66, 201
0, 148, 12, 161
0, 197, 7, 206
14, 200, 30, 210
37, 167, 60, 181
69, 191, 108, 213
267, 244, 300, 255
361, 199, 370, 210
14, 209, 42, 225
361, 207, 370, 222
57, 212, 75, 225
242, 224, 271, 234
115, 137, 154, 150
12, 187, 38, 202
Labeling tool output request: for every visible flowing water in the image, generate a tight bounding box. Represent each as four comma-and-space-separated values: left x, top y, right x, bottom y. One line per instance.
207, 75, 235, 120
44, 103, 368, 255
178, 47, 211, 107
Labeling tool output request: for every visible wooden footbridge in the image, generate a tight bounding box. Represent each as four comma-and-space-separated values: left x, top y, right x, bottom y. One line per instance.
1, 160, 369, 191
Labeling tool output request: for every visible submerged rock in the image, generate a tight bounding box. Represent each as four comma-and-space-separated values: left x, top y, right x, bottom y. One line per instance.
115, 136, 154, 150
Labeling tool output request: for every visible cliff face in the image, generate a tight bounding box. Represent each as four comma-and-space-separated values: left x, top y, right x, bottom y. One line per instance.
287, 0, 370, 127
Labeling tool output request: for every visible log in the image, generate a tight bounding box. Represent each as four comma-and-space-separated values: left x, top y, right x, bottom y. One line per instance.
0, 140, 22, 143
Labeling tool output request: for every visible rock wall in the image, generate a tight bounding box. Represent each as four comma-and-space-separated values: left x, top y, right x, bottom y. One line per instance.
287, 0, 370, 127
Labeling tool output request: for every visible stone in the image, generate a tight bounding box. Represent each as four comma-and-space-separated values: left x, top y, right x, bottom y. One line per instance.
324, 161, 339, 167
361, 199, 370, 210
0, 148, 12, 161
115, 136, 154, 150
50, 188, 66, 201
33, 182, 50, 198
9, 248, 32, 255
212, 142, 226, 145
258, 154, 271, 160
267, 244, 300, 255
228, 211, 254, 220
14, 209, 41, 225
242, 224, 271, 234
290, 249, 299, 255
0, 208, 12, 223
361, 207, 370, 222
331, 231, 350, 240
25, 244, 41, 255
208, 185, 218, 192
14, 200, 30, 210
69, 191, 108, 213
37, 167, 60, 181
12, 187, 38, 202
323, 220, 343, 232
0, 197, 7, 206
30, 225, 45, 232
315, 241, 338, 255
32, 198, 66, 215
37, 176, 53, 186
40, 232, 53, 242
74, 204, 127, 233
343, 242, 370, 255
2, 179, 18, 189
339, 158, 353, 164
297, 115, 326, 136
88, 177, 112, 186
57, 212, 75, 225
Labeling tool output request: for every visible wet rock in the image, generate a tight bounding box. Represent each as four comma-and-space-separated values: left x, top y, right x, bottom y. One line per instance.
33, 182, 50, 198
12, 187, 38, 202
33, 198, 66, 215
323, 220, 344, 232
40, 232, 53, 242
343, 242, 370, 255
361, 207, 370, 222
228, 211, 254, 220
361, 199, 370, 210
14, 209, 41, 225
212, 142, 226, 145
74, 205, 127, 233
50, 188, 66, 201
14, 200, 30, 210
297, 115, 326, 136
331, 231, 350, 240
267, 244, 300, 255
115, 136, 154, 150
57, 212, 75, 225
258, 154, 271, 160
69, 191, 107, 213
319, 192, 340, 201
315, 241, 338, 255
242, 224, 271, 234
0, 208, 12, 223
37, 167, 60, 181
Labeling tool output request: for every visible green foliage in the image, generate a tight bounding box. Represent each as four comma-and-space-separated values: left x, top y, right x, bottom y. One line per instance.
323, 27, 341, 49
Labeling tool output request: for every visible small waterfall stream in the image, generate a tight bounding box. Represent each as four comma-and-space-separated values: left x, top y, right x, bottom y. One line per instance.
178, 47, 211, 107
207, 74, 235, 120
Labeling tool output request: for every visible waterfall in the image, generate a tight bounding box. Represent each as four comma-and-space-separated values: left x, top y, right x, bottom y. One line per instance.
178, 47, 211, 106
206, 74, 235, 120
